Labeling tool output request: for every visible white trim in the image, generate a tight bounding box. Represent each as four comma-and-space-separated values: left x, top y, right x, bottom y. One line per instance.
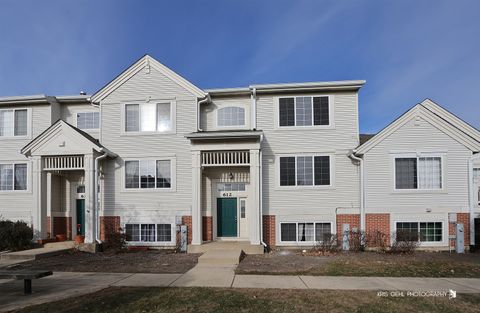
124, 222, 176, 246
122, 157, 176, 193
0, 107, 32, 140
274, 95, 334, 130
393, 220, 447, 247
215, 106, 247, 129
0, 161, 31, 193
120, 100, 176, 136
277, 221, 334, 246
75, 111, 100, 130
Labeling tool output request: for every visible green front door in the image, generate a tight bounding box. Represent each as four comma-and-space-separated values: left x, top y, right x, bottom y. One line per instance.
217, 198, 237, 237
76, 199, 85, 235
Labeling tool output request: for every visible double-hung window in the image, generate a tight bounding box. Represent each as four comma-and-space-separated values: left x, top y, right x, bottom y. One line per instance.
125, 103, 172, 133
279, 155, 331, 187
77, 112, 99, 130
280, 222, 332, 243
125, 223, 172, 243
396, 222, 442, 242
395, 156, 442, 190
217, 107, 245, 127
0, 163, 27, 191
125, 159, 172, 189
279, 96, 329, 127
0, 109, 28, 137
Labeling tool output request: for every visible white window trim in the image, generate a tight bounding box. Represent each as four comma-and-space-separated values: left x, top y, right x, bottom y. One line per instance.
391, 153, 446, 193
0, 107, 32, 140
275, 153, 335, 190
393, 220, 446, 247
215, 106, 247, 129
75, 111, 100, 131
274, 95, 334, 130
122, 157, 176, 192
123, 222, 176, 246
121, 100, 176, 136
278, 221, 334, 246
0, 161, 31, 193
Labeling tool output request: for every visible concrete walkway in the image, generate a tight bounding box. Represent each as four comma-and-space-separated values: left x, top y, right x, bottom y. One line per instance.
1, 271, 480, 311
0, 242, 74, 263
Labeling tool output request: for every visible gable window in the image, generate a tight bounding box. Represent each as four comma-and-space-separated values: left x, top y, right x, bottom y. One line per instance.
0, 163, 27, 191
77, 112, 99, 130
125, 103, 172, 133
125, 159, 171, 189
279, 96, 329, 127
395, 156, 442, 190
217, 106, 245, 127
280, 222, 332, 243
125, 223, 172, 243
0, 109, 27, 137
396, 222, 442, 242
279, 155, 330, 187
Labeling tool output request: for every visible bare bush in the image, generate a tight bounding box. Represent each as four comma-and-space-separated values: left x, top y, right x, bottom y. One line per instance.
346, 230, 366, 252
365, 230, 389, 252
391, 230, 419, 254
311, 233, 339, 254
103, 227, 127, 252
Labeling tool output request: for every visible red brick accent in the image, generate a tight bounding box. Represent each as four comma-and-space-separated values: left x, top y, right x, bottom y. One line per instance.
52, 217, 73, 240
449, 213, 470, 248
182, 216, 192, 244
100, 216, 121, 241
202, 216, 213, 242
262, 215, 276, 247
46, 216, 51, 238
336, 214, 360, 238
365, 213, 390, 245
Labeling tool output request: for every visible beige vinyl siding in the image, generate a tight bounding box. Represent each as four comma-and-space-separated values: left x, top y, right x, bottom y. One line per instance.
200, 96, 251, 131
364, 117, 472, 213
257, 91, 360, 215
61, 102, 100, 139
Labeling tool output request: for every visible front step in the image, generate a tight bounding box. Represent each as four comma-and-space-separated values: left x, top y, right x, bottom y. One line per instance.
197, 249, 242, 265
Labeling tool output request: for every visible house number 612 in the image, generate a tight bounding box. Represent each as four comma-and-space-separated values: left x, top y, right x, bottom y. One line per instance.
222, 192, 232, 197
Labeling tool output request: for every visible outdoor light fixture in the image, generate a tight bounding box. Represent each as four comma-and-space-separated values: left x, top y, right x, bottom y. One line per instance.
229, 172, 234, 180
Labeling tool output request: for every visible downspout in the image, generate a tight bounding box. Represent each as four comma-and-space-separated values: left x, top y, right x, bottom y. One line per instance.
259, 134, 267, 249
348, 150, 365, 234
197, 93, 210, 132
94, 151, 109, 243
250, 87, 257, 130
468, 152, 480, 246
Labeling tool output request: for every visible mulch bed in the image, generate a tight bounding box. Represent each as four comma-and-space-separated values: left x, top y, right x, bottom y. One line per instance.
11, 249, 200, 274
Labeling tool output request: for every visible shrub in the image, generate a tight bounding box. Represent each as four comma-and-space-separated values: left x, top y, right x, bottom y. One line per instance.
103, 228, 127, 252
366, 230, 389, 252
310, 233, 339, 254
391, 230, 419, 254
345, 230, 366, 252
0, 220, 33, 251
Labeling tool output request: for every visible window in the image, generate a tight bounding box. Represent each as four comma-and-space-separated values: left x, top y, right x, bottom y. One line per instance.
0, 163, 27, 191
125, 223, 172, 243
77, 112, 99, 130
396, 222, 442, 242
395, 156, 442, 190
217, 182, 246, 192
125, 103, 172, 132
240, 198, 246, 218
0, 109, 27, 137
217, 107, 245, 127
279, 155, 330, 186
125, 160, 171, 189
280, 222, 332, 243
279, 96, 329, 127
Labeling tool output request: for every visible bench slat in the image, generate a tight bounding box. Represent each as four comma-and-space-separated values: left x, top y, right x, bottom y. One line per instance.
0, 270, 52, 280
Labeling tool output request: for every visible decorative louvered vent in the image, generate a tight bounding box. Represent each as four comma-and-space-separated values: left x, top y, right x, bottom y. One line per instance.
43, 155, 84, 170
201, 151, 250, 166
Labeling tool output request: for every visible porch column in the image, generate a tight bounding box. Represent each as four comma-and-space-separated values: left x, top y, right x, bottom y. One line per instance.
31, 156, 47, 239
249, 149, 261, 244
46, 172, 52, 237
191, 151, 202, 245
84, 154, 95, 243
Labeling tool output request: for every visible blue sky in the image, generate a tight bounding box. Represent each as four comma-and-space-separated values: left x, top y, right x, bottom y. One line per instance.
0, 0, 479, 133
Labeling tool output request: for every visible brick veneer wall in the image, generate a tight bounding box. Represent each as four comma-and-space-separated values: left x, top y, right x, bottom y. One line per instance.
365, 213, 390, 245
52, 217, 72, 239
262, 215, 276, 247
100, 216, 121, 241
182, 216, 192, 244
449, 213, 470, 248
202, 216, 213, 242
336, 214, 360, 238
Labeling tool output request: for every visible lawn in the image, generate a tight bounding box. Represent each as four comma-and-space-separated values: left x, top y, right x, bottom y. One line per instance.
236, 251, 480, 277
10, 287, 480, 313
10, 249, 200, 274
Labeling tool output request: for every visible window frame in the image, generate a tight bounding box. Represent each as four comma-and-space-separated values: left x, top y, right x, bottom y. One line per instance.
121, 101, 176, 135
278, 221, 334, 245
0, 108, 31, 139
394, 221, 445, 245
392, 153, 445, 192
76, 111, 100, 130
122, 157, 176, 192
124, 222, 175, 245
215, 106, 247, 128
0, 161, 30, 193
276, 153, 334, 189
275, 95, 333, 130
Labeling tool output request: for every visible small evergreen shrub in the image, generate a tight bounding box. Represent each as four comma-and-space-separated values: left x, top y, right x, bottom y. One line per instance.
0, 220, 33, 251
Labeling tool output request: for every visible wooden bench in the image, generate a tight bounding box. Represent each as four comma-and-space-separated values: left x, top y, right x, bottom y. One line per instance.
0, 270, 52, 294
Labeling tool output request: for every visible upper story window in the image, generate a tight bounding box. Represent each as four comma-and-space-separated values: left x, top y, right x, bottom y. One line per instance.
77, 112, 99, 130
279, 155, 331, 187
217, 106, 245, 127
0, 163, 27, 191
125, 103, 172, 133
0, 109, 27, 137
279, 96, 329, 127
395, 156, 442, 190
125, 159, 171, 189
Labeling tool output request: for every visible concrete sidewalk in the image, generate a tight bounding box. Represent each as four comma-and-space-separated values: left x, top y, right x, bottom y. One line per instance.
1, 271, 480, 312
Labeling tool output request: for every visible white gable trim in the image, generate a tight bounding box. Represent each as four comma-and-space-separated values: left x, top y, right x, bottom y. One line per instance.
90, 55, 205, 103
356, 104, 480, 155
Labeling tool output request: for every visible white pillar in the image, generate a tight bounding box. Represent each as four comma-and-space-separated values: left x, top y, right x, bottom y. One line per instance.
249, 149, 261, 244
32, 156, 46, 239
46, 172, 52, 237
191, 151, 202, 245
84, 154, 95, 243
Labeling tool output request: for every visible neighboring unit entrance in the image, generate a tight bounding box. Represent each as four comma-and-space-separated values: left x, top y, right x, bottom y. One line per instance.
76, 185, 86, 236
217, 198, 237, 237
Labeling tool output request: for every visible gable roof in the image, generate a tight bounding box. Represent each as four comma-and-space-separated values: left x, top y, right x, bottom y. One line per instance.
90, 55, 205, 103
21, 120, 116, 157
355, 99, 480, 155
